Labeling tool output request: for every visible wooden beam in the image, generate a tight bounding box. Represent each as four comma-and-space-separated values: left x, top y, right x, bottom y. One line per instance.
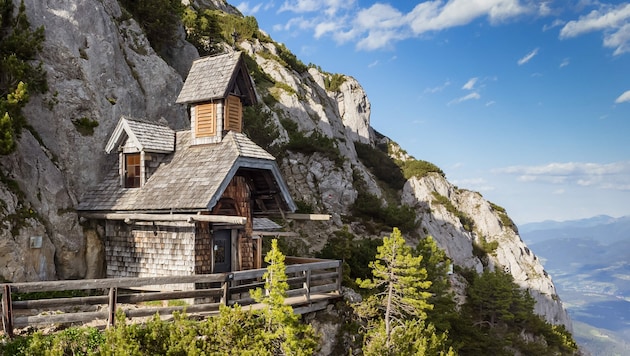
285, 213, 331, 221
251, 231, 299, 237
80, 212, 246, 225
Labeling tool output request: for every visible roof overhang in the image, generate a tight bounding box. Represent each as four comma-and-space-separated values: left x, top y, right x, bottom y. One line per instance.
208, 157, 296, 213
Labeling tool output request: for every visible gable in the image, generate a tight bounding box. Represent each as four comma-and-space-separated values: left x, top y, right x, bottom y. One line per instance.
105, 116, 175, 154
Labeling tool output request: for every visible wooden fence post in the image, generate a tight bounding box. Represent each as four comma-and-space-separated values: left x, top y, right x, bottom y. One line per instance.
336, 263, 343, 293
107, 287, 117, 328
303, 270, 311, 302
2, 284, 14, 338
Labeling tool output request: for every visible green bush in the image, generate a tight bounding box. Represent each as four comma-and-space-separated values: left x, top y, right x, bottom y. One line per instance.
280, 118, 344, 167
119, 0, 184, 53
351, 169, 418, 234
490, 202, 518, 233
398, 159, 445, 179
324, 73, 346, 92
214, 12, 266, 44
431, 192, 474, 232
316, 226, 382, 288
276, 43, 308, 74
181, 8, 223, 56
0, 0, 47, 155
243, 103, 280, 156
242, 52, 275, 88
354, 142, 406, 191
72, 117, 99, 136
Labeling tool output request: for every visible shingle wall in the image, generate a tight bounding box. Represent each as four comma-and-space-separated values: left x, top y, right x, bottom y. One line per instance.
105, 221, 196, 287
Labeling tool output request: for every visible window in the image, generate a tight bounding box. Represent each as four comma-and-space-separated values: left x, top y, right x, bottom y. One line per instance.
125, 153, 141, 188
224, 95, 242, 132
195, 102, 216, 137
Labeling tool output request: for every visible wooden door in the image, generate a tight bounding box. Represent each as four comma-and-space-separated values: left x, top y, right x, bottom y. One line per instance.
213, 230, 231, 273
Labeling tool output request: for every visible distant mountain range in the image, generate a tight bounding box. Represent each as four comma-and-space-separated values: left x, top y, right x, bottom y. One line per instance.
519, 215, 630, 356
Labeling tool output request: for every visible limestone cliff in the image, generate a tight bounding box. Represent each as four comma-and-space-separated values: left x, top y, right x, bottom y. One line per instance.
0, 0, 570, 329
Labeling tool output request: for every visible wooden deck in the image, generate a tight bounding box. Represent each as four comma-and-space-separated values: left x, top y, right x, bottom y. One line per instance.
0, 257, 342, 338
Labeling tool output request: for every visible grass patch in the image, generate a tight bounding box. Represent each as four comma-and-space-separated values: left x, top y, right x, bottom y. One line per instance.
72, 117, 99, 136
431, 192, 474, 232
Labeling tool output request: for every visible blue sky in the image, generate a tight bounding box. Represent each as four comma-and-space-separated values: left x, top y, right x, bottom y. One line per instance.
237, 0, 630, 224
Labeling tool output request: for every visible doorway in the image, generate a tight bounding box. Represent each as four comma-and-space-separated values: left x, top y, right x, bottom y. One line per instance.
213, 229, 231, 273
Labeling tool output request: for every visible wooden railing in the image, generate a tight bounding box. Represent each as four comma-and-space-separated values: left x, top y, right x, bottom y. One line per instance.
1, 258, 342, 338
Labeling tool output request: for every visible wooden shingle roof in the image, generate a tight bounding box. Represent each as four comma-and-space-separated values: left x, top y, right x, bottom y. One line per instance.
104, 116, 175, 154
78, 131, 294, 213
175, 51, 257, 105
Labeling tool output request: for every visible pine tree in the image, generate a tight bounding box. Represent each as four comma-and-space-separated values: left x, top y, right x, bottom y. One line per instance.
415, 235, 458, 333
251, 239, 319, 355
356, 228, 454, 355
0, 0, 46, 154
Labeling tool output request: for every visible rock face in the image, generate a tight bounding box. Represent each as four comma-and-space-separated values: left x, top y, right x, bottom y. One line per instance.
0, 0, 570, 330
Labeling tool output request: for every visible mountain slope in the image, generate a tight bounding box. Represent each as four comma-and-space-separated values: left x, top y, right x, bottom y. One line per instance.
0, 0, 570, 334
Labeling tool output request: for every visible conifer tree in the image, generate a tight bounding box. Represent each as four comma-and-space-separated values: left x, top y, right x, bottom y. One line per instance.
251, 239, 319, 355
356, 228, 455, 355
0, 0, 46, 154
415, 235, 458, 333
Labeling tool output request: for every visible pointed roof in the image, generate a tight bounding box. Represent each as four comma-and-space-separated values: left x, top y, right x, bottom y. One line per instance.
176, 51, 257, 106
104, 116, 175, 154
79, 131, 295, 213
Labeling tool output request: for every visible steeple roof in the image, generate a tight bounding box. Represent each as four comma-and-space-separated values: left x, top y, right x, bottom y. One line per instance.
176, 51, 257, 106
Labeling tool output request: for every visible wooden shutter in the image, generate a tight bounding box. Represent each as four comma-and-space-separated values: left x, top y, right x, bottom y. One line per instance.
224, 95, 242, 133
195, 103, 216, 137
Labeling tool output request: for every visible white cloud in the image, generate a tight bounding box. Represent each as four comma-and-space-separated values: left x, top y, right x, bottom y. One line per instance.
485, 100, 496, 106
314, 21, 340, 38
560, 3, 630, 55
448, 92, 481, 105
407, 0, 529, 35
559, 58, 570, 67
517, 48, 539, 65
237, 2, 263, 15
543, 18, 565, 31
615, 90, 630, 103
368, 60, 379, 68
275, 0, 533, 51
424, 80, 451, 94
494, 161, 630, 191
462, 77, 478, 90
452, 177, 495, 192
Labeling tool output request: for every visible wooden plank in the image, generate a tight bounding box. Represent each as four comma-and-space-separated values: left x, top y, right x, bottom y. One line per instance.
117, 289, 224, 304
251, 231, 299, 237
108, 287, 117, 327
13, 295, 108, 309
310, 283, 339, 294
124, 303, 221, 318
304, 270, 311, 303
2, 284, 13, 338
231, 269, 266, 281
79, 213, 246, 225
285, 213, 331, 221
285, 260, 341, 273
5, 274, 229, 293
309, 271, 340, 281
14, 311, 109, 328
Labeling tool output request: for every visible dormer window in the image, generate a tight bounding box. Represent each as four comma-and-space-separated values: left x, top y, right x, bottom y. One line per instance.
125, 153, 141, 188
104, 116, 176, 189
